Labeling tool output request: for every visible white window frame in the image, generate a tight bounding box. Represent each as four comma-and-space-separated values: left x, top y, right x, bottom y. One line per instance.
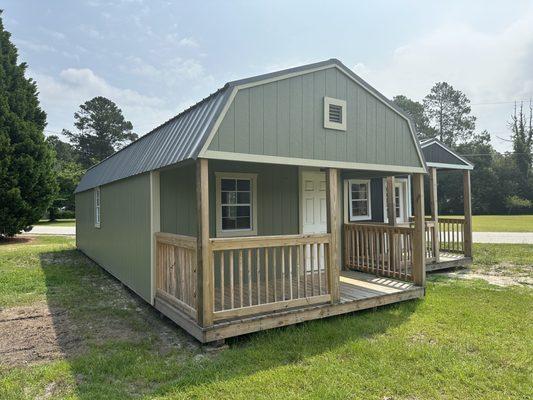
215, 172, 258, 238
324, 96, 347, 131
346, 179, 372, 221
94, 186, 101, 228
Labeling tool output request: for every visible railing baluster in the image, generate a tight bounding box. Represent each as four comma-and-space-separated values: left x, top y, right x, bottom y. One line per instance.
220, 252, 225, 311
281, 246, 286, 300
229, 250, 234, 309
301, 244, 307, 298
273, 247, 277, 302
296, 246, 301, 299
265, 247, 269, 303
247, 249, 252, 307
239, 250, 244, 308
256, 248, 261, 305
289, 246, 293, 299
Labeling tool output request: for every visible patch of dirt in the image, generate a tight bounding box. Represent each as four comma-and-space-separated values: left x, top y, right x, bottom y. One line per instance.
0, 296, 200, 368
436, 267, 533, 287
0, 303, 83, 367
0, 236, 34, 245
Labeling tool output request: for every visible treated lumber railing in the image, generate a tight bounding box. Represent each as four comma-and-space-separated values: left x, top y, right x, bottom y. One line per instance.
209, 234, 332, 321
438, 218, 465, 253
155, 232, 197, 320
344, 223, 414, 281
424, 221, 436, 262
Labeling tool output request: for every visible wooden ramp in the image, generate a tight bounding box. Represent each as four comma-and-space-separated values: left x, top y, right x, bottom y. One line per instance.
155, 271, 423, 343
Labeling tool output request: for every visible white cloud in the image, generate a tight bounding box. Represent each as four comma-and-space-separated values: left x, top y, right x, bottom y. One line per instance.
31, 67, 176, 137
15, 38, 57, 53
351, 8, 533, 151
178, 37, 199, 48
126, 56, 214, 86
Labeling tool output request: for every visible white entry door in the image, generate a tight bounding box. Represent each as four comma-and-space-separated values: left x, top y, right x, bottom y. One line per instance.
301, 171, 327, 234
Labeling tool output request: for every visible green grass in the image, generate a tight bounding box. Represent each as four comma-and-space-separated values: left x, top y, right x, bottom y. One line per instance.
1, 237, 532, 399
35, 219, 76, 227
441, 215, 533, 232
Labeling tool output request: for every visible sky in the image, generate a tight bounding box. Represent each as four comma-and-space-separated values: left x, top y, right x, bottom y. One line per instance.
3, 0, 533, 153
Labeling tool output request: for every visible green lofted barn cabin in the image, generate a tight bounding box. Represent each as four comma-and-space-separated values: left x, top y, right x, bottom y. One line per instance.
75, 59, 473, 343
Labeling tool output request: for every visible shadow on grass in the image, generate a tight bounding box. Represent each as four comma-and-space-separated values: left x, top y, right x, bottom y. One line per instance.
38, 248, 420, 399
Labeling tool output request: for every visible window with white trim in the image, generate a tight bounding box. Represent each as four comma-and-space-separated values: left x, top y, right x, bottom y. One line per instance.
324, 97, 347, 131
94, 187, 101, 228
347, 179, 371, 221
216, 173, 257, 237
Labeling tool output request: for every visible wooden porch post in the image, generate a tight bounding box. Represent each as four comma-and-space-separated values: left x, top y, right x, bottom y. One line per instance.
196, 158, 213, 327
386, 176, 397, 226
386, 176, 397, 271
326, 168, 340, 303
463, 170, 473, 258
412, 173, 426, 286
429, 167, 440, 263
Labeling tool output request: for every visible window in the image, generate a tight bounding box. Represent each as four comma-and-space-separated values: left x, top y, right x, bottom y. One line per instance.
347, 179, 371, 221
216, 173, 258, 237
324, 97, 347, 131
94, 187, 101, 228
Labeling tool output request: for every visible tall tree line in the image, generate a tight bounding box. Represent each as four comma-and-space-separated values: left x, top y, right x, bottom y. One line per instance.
393, 84, 533, 215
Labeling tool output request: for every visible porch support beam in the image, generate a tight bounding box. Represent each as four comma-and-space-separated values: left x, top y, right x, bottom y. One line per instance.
326, 168, 340, 303
196, 158, 213, 327
386, 176, 397, 226
412, 173, 426, 286
386, 176, 397, 271
463, 170, 473, 258
429, 167, 440, 263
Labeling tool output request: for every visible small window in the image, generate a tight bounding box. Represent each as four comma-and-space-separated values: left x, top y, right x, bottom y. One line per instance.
324, 97, 347, 131
94, 187, 101, 228
347, 179, 371, 221
216, 173, 258, 237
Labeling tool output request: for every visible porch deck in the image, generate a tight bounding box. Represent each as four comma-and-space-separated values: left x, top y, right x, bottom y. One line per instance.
155, 270, 424, 343
427, 252, 472, 271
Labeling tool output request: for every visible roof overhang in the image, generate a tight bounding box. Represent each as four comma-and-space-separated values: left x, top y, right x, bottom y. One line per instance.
420, 138, 474, 171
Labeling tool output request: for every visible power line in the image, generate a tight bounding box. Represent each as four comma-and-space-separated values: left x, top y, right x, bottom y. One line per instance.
470, 98, 533, 106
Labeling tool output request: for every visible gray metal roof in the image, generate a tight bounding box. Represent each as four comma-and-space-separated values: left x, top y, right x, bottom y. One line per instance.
420, 138, 474, 170
75, 86, 230, 193
76, 58, 425, 193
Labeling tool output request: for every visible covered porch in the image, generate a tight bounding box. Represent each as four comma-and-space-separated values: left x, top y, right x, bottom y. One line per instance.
151, 159, 427, 343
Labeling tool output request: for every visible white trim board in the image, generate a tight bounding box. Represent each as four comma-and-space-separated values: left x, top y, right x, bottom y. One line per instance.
203, 150, 427, 174
426, 162, 473, 170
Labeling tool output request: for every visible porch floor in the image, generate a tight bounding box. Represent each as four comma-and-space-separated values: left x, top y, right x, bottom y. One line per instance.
427, 252, 472, 271
155, 271, 424, 343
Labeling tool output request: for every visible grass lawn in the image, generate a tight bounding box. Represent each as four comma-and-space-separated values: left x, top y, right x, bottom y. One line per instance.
35, 219, 76, 227
441, 215, 533, 232
0, 237, 531, 399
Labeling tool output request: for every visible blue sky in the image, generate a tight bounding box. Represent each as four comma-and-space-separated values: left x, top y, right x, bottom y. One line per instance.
4, 0, 533, 152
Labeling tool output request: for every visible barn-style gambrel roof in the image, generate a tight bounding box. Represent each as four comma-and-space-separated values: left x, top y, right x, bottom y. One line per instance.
76, 59, 427, 193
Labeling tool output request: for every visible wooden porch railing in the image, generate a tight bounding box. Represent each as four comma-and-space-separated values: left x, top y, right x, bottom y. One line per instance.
438, 218, 465, 253
344, 223, 414, 281
209, 234, 332, 321
155, 232, 197, 320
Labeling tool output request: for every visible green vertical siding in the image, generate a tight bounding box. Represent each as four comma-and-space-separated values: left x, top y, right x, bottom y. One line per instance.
160, 164, 197, 236
208, 160, 299, 237
75, 173, 152, 302
158, 161, 299, 238
208, 66, 422, 168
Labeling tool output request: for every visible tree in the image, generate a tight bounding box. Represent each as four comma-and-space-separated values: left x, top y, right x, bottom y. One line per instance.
64, 96, 137, 168
46, 136, 84, 219
0, 10, 56, 237
510, 101, 533, 186
392, 95, 435, 139
423, 82, 476, 147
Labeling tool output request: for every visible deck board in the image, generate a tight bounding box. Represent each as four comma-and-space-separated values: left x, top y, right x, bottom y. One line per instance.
155, 270, 424, 343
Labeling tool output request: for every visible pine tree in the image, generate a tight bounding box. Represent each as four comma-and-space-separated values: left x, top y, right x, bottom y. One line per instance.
64, 96, 137, 168
0, 10, 57, 237
423, 82, 476, 146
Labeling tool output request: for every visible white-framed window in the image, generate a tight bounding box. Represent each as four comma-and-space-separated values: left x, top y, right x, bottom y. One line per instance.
347, 179, 371, 221
94, 186, 101, 228
324, 96, 347, 131
216, 172, 258, 237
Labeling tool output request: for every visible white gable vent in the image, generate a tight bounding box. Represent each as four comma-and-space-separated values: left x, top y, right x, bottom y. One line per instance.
324, 97, 347, 131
